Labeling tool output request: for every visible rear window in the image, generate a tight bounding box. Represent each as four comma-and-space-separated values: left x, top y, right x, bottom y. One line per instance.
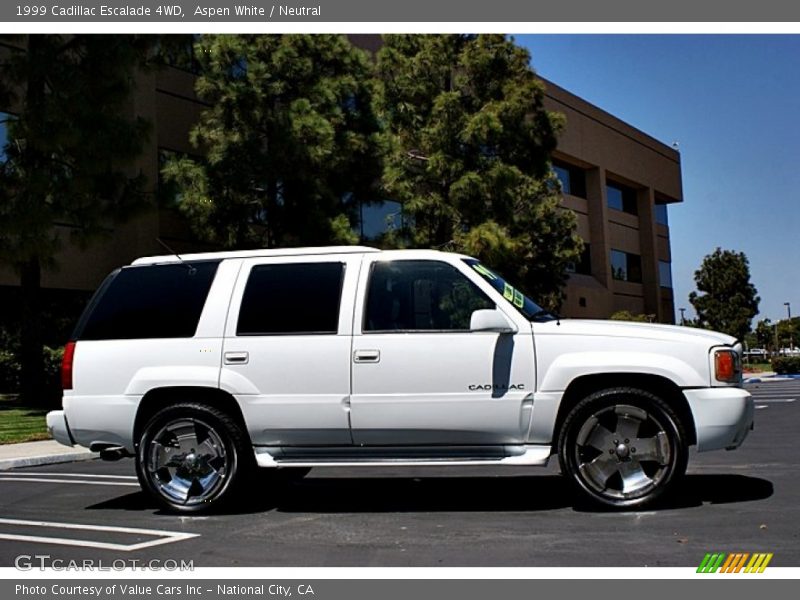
74, 261, 220, 340
236, 262, 345, 335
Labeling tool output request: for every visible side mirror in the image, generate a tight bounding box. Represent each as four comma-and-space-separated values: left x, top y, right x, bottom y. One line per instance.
470, 309, 518, 334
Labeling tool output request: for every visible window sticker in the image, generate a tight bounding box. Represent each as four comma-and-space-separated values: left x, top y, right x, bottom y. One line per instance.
503, 283, 514, 301
472, 263, 497, 280
513, 289, 524, 308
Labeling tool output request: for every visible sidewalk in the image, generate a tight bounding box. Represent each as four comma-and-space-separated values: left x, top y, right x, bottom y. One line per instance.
0, 439, 95, 470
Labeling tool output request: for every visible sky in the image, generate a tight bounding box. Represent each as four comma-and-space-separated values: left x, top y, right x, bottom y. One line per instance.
515, 35, 799, 323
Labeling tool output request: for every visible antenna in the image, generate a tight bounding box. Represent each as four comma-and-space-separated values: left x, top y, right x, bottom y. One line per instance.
156, 238, 196, 275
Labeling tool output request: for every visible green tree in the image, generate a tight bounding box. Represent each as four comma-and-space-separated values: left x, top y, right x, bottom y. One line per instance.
609, 310, 654, 323
688, 248, 760, 341
753, 318, 776, 351
162, 34, 382, 249
0, 35, 153, 406
375, 34, 582, 308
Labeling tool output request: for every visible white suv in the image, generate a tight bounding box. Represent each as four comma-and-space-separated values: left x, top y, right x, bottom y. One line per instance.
47, 246, 753, 512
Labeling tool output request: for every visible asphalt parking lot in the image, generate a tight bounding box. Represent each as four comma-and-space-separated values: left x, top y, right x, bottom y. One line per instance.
0, 380, 798, 567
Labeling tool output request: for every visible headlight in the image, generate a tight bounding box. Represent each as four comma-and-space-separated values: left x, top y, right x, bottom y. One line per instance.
714, 348, 741, 383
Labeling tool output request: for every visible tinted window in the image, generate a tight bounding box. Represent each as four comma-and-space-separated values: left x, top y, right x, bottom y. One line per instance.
611, 249, 643, 283
607, 182, 638, 215
567, 243, 592, 276
365, 261, 493, 332
237, 263, 344, 335
659, 260, 673, 288
76, 261, 220, 340
0, 112, 9, 163
655, 202, 669, 226
553, 161, 587, 198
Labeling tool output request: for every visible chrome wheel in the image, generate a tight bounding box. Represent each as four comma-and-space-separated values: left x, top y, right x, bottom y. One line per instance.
145, 418, 229, 506
558, 388, 688, 508
574, 404, 673, 500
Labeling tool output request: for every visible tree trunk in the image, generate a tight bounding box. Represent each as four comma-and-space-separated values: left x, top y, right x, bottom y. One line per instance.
19, 257, 47, 407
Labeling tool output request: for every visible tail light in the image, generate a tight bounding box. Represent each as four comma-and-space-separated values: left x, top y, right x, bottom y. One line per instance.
714, 349, 740, 383
61, 341, 76, 391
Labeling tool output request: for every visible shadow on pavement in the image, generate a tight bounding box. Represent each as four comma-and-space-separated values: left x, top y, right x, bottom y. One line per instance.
85, 473, 773, 515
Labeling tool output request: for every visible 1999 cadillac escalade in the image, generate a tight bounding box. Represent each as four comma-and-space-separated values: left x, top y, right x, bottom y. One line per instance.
46, 246, 753, 512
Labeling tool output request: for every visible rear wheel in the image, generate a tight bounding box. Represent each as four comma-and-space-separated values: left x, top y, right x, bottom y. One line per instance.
557, 387, 688, 509
136, 403, 252, 513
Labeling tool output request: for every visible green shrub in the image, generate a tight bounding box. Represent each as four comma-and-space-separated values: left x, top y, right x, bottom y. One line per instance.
0, 327, 64, 395
0, 348, 21, 392
772, 355, 800, 375
609, 310, 654, 323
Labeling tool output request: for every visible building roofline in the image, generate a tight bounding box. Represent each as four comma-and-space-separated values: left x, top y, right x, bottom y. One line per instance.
539, 76, 681, 164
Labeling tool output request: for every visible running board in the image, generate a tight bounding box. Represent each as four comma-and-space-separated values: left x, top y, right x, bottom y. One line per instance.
254, 445, 551, 468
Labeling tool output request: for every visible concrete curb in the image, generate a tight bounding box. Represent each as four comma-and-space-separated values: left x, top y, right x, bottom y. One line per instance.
0, 439, 98, 471
0, 451, 97, 471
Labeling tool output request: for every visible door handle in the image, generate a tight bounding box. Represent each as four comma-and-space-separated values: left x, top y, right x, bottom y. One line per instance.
224, 351, 249, 365
353, 349, 380, 363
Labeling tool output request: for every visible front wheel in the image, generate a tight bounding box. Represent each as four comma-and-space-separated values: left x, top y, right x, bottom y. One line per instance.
557, 387, 688, 509
136, 403, 252, 513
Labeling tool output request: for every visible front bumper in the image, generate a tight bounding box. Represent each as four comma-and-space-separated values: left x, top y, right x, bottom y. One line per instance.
46, 410, 75, 448
684, 387, 754, 452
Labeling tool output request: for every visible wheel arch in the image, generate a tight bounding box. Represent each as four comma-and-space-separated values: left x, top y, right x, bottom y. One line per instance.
552, 373, 697, 449
133, 386, 250, 449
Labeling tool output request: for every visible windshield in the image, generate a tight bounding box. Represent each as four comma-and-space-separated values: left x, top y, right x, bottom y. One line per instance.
463, 259, 556, 322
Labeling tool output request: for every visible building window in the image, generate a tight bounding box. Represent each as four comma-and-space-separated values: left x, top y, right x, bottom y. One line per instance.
659, 260, 673, 288
607, 181, 638, 215
611, 249, 643, 283
553, 161, 587, 199
655, 202, 669, 226
159, 34, 202, 74
567, 243, 592, 276
0, 111, 11, 163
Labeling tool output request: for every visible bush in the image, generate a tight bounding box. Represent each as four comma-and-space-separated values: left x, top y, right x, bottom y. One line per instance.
0, 348, 21, 392
772, 356, 800, 375
0, 327, 64, 395
609, 310, 654, 323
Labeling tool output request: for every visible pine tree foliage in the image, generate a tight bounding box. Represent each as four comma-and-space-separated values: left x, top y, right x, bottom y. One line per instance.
162, 34, 382, 249
375, 34, 582, 307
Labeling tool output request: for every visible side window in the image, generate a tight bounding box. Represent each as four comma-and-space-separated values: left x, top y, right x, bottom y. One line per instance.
76, 261, 220, 340
237, 262, 344, 335
364, 260, 494, 332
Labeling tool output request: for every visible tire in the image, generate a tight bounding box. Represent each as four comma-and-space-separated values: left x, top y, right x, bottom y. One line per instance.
557, 387, 688, 509
136, 402, 253, 513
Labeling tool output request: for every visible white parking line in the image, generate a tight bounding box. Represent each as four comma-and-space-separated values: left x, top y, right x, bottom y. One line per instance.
6, 472, 138, 480
0, 518, 198, 551
0, 477, 139, 487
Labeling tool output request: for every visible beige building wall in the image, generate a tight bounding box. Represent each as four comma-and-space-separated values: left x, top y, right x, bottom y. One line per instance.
542, 79, 681, 323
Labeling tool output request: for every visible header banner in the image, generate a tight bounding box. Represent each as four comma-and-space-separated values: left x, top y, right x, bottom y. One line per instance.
3, 0, 800, 22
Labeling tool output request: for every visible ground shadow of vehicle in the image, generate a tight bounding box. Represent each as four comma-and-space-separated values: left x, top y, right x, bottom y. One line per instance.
86, 473, 773, 515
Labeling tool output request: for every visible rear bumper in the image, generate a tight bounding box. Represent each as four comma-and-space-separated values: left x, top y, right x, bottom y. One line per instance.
46, 410, 75, 448
684, 387, 754, 452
